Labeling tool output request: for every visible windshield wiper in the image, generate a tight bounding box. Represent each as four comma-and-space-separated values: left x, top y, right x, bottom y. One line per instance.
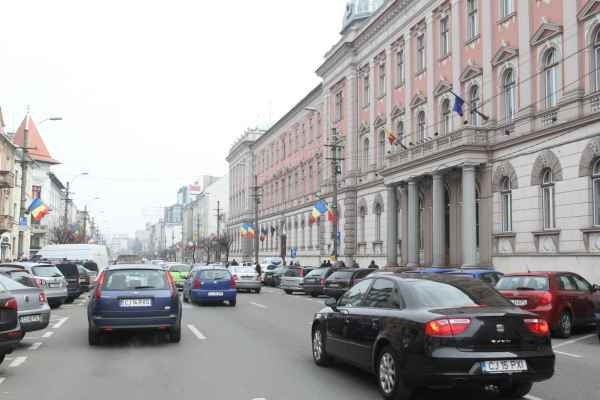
133, 286, 156, 289
514, 286, 536, 290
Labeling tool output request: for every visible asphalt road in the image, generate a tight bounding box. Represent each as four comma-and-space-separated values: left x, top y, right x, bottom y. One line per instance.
0, 288, 598, 400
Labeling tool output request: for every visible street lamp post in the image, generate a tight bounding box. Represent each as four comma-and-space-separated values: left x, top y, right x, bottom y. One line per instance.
63, 172, 89, 229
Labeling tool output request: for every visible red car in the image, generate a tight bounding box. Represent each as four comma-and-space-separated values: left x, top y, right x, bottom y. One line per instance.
496, 272, 600, 338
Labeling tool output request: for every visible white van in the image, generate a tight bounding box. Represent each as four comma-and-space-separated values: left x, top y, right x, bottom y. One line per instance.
37, 244, 110, 276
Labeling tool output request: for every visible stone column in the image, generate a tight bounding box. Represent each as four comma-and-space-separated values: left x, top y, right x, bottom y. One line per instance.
407, 179, 419, 267
462, 165, 477, 266
399, 184, 408, 265
432, 172, 446, 266
385, 185, 398, 267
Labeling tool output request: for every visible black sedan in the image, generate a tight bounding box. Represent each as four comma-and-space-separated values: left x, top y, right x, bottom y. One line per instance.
311, 273, 555, 399
301, 267, 338, 297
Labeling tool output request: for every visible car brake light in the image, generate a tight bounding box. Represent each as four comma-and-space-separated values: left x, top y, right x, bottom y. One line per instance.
538, 292, 553, 306
320, 277, 325, 286
425, 318, 471, 337
230, 276, 237, 289
95, 272, 106, 300
5, 297, 17, 310
7, 330, 22, 338
524, 318, 550, 336
39, 292, 47, 304
193, 279, 201, 289
166, 272, 177, 297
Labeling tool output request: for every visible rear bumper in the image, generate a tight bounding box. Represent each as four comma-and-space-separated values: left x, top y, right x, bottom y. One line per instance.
45, 287, 68, 301
191, 289, 236, 302
280, 282, 303, 291
18, 308, 51, 332
302, 284, 324, 294
90, 315, 179, 329
235, 281, 261, 290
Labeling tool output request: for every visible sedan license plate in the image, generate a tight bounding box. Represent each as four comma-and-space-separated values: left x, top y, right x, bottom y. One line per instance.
207, 291, 223, 297
482, 359, 527, 374
48, 283, 60, 288
511, 299, 528, 307
20, 314, 41, 323
119, 298, 152, 307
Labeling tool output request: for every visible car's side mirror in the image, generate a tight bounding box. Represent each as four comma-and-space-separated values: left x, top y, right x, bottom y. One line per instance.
325, 297, 338, 311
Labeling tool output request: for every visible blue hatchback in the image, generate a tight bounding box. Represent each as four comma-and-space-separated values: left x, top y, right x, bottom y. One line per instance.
87, 265, 182, 345
183, 268, 236, 306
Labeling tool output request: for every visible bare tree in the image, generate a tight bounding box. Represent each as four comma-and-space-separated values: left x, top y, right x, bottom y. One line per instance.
198, 237, 214, 264
217, 233, 233, 264
50, 226, 79, 244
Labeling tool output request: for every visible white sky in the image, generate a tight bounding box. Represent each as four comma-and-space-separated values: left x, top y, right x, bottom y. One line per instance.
0, 0, 347, 237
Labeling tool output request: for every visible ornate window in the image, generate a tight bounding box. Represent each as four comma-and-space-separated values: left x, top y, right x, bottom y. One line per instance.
334, 91, 343, 121
440, 16, 449, 57
500, 0, 513, 18
501, 177, 513, 232
378, 130, 385, 168
363, 138, 370, 171
396, 49, 405, 86
417, 110, 426, 141
375, 203, 382, 241
541, 168, 555, 229
543, 48, 558, 108
594, 29, 600, 91
416, 34, 425, 72
378, 62, 386, 97
441, 98, 451, 135
469, 85, 480, 126
359, 206, 366, 243
503, 68, 516, 121
593, 159, 600, 226
396, 120, 404, 144
362, 73, 370, 108
467, 0, 478, 40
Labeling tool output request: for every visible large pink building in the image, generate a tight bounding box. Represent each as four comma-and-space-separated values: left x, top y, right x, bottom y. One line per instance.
228, 0, 600, 282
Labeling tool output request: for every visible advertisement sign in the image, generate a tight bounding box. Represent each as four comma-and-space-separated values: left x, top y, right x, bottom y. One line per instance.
188, 184, 202, 195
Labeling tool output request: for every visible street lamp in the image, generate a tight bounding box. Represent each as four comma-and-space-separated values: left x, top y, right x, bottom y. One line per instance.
63, 172, 89, 229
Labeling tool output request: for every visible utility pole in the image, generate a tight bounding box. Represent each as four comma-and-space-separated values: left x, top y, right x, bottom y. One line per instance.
250, 175, 262, 266
81, 205, 88, 244
324, 128, 344, 261
17, 115, 30, 259
195, 213, 200, 264
63, 181, 70, 229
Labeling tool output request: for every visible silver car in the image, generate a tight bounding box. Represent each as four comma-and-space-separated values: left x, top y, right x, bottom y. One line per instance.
230, 265, 261, 293
280, 266, 314, 294
0, 274, 50, 336
10, 263, 68, 308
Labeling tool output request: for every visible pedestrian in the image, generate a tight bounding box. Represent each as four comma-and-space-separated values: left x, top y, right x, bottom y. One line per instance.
336, 260, 346, 268
231, 259, 239, 266
368, 260, 379, 269
352, 260, 359, 269
325, 260, 331, 267
255, 263, 262, 277
320, 260, 327, 268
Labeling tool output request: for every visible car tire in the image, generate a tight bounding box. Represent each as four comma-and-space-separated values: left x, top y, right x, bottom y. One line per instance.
284, 290, 292, 295
169, 322, 181, 343
49, 302, 61, 309
312, 325, 332, 366
556, 310, 573, 338
229, 299, 236, 307
376, 345, 412, 400
499, 382, 533, 398
255, 288, 261, 294
310, 292, 318, 298
0, 354, 4, 365
88, 325, 100, 346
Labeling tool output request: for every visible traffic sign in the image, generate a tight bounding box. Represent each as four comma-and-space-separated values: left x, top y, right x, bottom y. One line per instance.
18, 217, 28, 232
290, 248, 297, 258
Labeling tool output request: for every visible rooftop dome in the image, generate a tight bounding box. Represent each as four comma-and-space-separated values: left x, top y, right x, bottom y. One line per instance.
342, 0, 386, 33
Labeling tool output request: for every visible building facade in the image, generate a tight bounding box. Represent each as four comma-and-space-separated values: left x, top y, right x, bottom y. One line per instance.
226, 0, 600, 282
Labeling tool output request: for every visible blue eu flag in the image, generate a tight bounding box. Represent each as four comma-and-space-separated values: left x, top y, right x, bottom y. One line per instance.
452, 93, 465, 117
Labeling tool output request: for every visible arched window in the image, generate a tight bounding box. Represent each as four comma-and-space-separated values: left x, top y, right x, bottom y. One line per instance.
594, 29, 600, 91
363, 138, 370, 170
469, 85, 480, 126
396, 120, 404, 144
375, 203, 382, 241
359, 206, 366, 243
378, 130, 385, 167
417, 111, 426, 141
541, 168, 555, 229
441, 98, 451, 135
593, 159, 600, 226
417, 195, 424, 251
543, 48, 558, 108
503, 69, 516, 121
501, 177, 512, 232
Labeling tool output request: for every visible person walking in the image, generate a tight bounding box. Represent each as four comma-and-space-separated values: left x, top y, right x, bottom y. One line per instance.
320, 260, 327, 268
255, 263, 262, 277
231, 259, 239, 266
368, 260, 379, 269
352, 260, 359, 269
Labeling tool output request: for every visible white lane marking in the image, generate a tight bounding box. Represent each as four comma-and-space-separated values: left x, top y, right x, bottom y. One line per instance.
249, 302, 268, 309
52, 317, 69, 329
8, 356, 27, 368
525, 395, 545, 400
42, 331, 54, 338
554, 350, 583, 359
186, 324, 207, 340
251, 398, 267, 400
0, 377, 5, 385
28, 342, 43, 351
552, 334, 595, 349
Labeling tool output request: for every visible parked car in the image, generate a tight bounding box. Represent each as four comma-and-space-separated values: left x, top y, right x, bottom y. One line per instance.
38, 244, 110, 275
87, 265, 182, 345
0, 266, 38, 288
263, 265, 285, 287
183, 267, 236, 306
280, 266, 315, 294
323, 268, 376, 299
0, 284, 21, 365
166, 263, 191, 290
77, 264, 91, 292
54, 262, 81, 301
496, 272, 600, 338
443, 268, 504, 286
3, 263, 68, 309
0, 274, 50, 337
230, 265, 261, 293
311, 273, 555, 399
261, 264, 279, 283
301, 267, 338, 297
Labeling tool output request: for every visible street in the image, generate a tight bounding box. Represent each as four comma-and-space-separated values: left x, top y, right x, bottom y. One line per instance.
0, 289, 598, 400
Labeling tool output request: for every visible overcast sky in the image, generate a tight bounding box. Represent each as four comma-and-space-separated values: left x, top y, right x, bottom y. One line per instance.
0, 0, 347, 237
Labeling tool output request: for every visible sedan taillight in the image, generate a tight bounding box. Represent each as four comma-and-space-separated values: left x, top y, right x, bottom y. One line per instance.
39, 292, 47, 304
4, 297, 18, 310
524, 318, 550, 336
425, 318, 471, 337
35, 278, 46, 288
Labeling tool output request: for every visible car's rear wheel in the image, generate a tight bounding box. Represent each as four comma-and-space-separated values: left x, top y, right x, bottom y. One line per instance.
88, 325, 100, 346
310, 292, 318, 298
312, 325, 331, 366
376, 345, 412, 400
229, 299, 236, 307
499, 382, 533, 398
284, 290, 292, 295
169, 322, 181, 343
0, 354, 4, 365
255, 288, 261, 294
556, 310, 573, 338
49, 301, 61, 309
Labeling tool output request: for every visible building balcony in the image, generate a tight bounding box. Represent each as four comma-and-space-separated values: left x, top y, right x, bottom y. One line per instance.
0, 215, 14, 233
0, 170, 15, 189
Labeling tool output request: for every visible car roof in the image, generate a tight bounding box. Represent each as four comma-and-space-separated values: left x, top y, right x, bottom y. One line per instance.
501, 271, 560, 277
446, 269, 501, 275
2, 262, 54, 268
105, 264, 164, 271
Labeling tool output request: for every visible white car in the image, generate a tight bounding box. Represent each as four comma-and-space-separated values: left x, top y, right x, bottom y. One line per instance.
229, 265, 261, 293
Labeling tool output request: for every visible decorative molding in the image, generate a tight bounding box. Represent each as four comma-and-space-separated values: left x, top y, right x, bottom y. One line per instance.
459, 64, 483, 83
530, 22, 563, 47
331, 78, 346, 93
375, 50, 387, 64
578, 0, 600, 22
433, 79, 452, 97
532, 229, 561, 253
373, 192, 384, 213
391, 36, 405, 50
410, 91, 427, 108
531, 150, 564, 185
433, 0, 451, 18
492, 161, 519, 192
391, 105, 405, 119
359, 121, 370, 135
578, 136, 600, 176
410, 18, 427, 34
374, 114, 387, 128
359, 64, 370, 77
491, 45, 519, 67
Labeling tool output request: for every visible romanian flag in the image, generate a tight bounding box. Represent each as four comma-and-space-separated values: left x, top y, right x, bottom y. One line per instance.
28, 198, 49, 222
239, 225, 247, 237
327, 206, 337, 223
311, 200, 329, 219
385, 127, 397, 145
308, 214, 317, 225
246, 224, 256, 239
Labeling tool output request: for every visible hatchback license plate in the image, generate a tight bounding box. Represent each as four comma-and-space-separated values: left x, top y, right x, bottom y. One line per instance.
511, 299, 528, 307
482, 359, 527, 374
120, 298, 152, 307
207, 291, 223, 297
48, 283, 60, 288
20, 314, 41, 323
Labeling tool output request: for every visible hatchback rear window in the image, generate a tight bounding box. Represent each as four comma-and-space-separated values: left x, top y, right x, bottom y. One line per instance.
0, 274, 27, 290
305, 268, 327, 278
329, 271, 354, 280
405, 279, 511, 309
284, 268, 302, 277
32, 265, 64, 278
169, 264, 191, 273
56, 264, 78, 276
230, 266, 255, 274
103, 269, 168, 290
266, 265, 278, 271
496, 276, 549, 291
9, 272, 37, 288
198, 270, 231, 280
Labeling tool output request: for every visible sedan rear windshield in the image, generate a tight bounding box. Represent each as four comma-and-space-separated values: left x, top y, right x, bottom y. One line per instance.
284, 268, 303, 277
328, 271, 354, 280
496, 276, 549, 291
405, 279, 512, 309
169, 264, 191, 273
230, 266, 256, 274
305, 268, 327, 278
32, 266, 64, 278
103, 269, 168, 290
198, 270, 231, 280
9, 272, 37, 287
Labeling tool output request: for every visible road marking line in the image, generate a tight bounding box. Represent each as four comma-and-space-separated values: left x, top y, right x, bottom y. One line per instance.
554, 350, 583, 359
42, 331, 54, 338
251, 398, 267, 400
52, 317, 69, 329
8, 356, 27, 368
525, 395, 545, 400
552, 334, 595, 349
0, 377, 5, 385
28, 342, 42, 351
187, 324, 206, 340
249, 302, 267, 309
